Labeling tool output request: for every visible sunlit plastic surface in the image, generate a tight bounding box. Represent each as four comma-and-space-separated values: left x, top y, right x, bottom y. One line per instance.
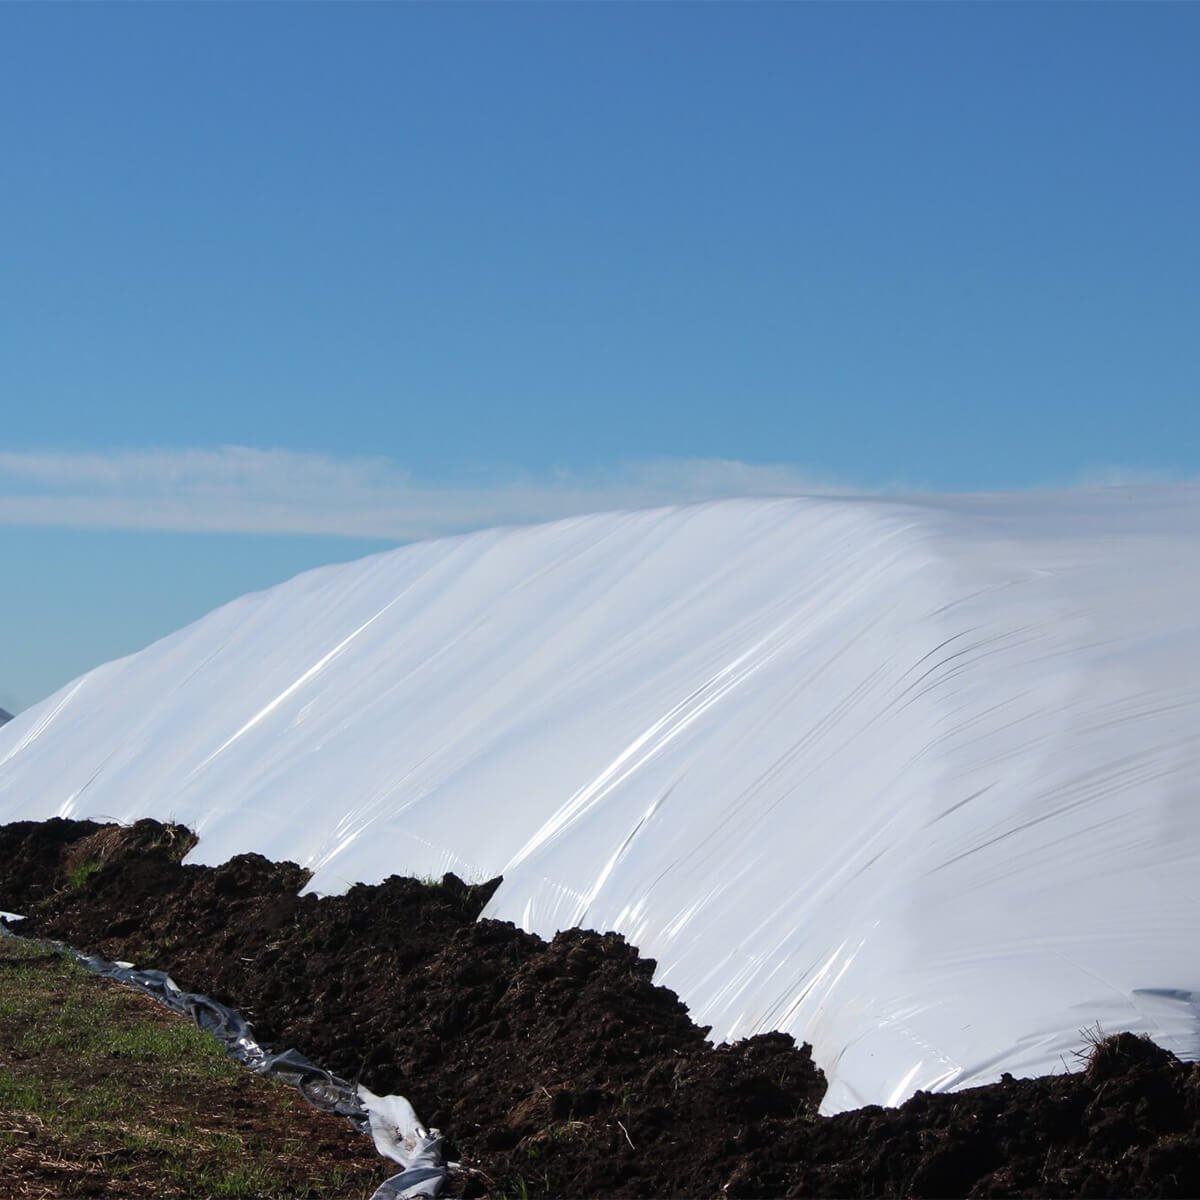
2, 490, 1198, 1113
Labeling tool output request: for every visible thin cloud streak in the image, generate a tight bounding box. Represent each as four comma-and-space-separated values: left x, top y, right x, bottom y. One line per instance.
0, 447, 865, 540
4, 447, 1184, 541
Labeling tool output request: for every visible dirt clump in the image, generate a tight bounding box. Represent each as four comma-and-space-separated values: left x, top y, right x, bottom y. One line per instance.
0, 816, 196, 913
4, 816, 1200, 1197
0, 816, 105, 910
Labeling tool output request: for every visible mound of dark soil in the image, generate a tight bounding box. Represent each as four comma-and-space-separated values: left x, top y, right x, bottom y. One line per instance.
0, 817, 195, 912
0, 816, 104, 909
4, 817, 1200, 1197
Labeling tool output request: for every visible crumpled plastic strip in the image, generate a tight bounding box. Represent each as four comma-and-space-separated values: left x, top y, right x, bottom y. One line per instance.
0, 921, 451, 1199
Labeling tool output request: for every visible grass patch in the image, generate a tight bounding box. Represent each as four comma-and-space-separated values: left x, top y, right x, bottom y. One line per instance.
0, 934, 386, 1198
65, 859, 103, 890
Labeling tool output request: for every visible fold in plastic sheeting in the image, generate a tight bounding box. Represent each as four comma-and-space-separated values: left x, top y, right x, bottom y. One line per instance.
358, 1086, 451, 1198
1, 489, 1199, 1113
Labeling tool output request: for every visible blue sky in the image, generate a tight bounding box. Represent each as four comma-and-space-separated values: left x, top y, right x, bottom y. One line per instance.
2, 2, 1198, 713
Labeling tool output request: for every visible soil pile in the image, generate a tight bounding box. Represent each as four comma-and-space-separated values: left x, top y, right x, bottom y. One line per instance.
4, 817, 1199, 1197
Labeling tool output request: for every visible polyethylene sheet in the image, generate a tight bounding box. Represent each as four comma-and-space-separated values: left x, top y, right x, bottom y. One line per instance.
2, 489, 1199, 1113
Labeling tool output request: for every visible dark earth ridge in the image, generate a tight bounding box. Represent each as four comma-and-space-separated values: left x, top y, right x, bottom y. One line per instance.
3, 816, 1200, 1197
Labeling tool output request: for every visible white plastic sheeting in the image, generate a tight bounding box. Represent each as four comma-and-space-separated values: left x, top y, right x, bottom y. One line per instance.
1, 489, 1199, 1113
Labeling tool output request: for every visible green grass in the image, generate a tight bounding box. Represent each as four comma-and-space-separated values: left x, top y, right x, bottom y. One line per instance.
0, 934, 386, 1198
65, 859, 104, 889
0, 953, 234, 1074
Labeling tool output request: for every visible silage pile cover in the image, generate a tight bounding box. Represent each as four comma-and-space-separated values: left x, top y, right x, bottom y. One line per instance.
2, 489, 1199, 1113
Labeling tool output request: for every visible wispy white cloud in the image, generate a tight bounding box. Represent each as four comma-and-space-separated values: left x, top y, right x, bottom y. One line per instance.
1069, 464, 1192, 489
4, 447, 1186, 540
0, 446, 865, 540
